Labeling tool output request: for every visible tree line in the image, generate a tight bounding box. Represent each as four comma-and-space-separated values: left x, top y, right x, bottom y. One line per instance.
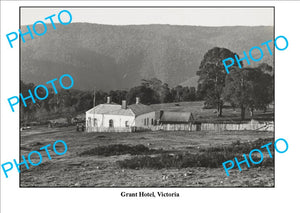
20, 78, 200, 122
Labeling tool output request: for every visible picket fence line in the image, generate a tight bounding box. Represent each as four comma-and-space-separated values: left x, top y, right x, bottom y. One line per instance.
86, 126, 133, 133
150, 124, 198, 131
200, 121, 274, 132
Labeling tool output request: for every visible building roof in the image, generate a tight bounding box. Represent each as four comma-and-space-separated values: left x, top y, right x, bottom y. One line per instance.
86, 103, 154, 117
86, 103, 122, 114
106, 108, 135, 116
128, 104, 154, 116
160, 111, 194, 123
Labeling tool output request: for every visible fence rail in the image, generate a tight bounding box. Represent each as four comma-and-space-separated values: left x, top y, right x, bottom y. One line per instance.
86, 126, 133, 133
200, 121, 274, 132
151, 124, 198, 131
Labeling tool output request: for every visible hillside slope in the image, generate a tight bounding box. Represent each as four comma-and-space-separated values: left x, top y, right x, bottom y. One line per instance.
21, 23, 273, 91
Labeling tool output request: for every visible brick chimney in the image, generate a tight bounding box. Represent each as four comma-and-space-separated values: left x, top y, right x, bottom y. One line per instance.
136, 97, 140, 104
107, 96, 111, 104
121, 100, 127, 109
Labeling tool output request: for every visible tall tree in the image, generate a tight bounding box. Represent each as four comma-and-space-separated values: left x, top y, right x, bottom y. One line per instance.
75, 92, 93, 112
171, 85, 184, 102
109, 90, 128, 104
127, 85, 159, 105
20, 81, 37, 122
141, 78, 172, 103
223, 67, 273, 120
197, 47, 240, 117
246, 67, 274, 116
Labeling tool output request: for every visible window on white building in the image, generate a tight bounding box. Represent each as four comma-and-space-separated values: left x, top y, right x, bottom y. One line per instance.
125, 121, 129, 127
109, 119, 114, 127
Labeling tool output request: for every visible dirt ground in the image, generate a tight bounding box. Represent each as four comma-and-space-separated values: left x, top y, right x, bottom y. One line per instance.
20, 126, 274, 187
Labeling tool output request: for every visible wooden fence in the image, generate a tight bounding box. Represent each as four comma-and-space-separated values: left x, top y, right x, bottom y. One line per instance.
150, 124, 198, 131
86, 125, 197, 132
199, 121, 274, 132
86, 126, 133, 133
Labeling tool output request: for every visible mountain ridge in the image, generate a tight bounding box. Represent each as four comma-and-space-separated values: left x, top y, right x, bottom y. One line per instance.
21, 23, 274, 91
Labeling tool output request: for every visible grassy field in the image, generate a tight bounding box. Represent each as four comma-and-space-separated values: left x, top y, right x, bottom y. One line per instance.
20, 126, 274, 187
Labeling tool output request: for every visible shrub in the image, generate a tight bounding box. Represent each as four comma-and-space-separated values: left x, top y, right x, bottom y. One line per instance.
79, 144, 161, 157
203, 137, 274, 155
118, 151, 237, 169
118, 137, 275, 170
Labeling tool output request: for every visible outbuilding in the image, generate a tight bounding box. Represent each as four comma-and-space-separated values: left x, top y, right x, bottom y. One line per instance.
158, 111, 194, 124
153, 111, 196, 131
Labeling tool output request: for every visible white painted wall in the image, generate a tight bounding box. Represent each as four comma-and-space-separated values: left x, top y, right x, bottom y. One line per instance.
86, 111, 156, 129
135, 111, 156, 127
103, 114, 135, 128
86, 113, 104, 127
86, 113, 135, 128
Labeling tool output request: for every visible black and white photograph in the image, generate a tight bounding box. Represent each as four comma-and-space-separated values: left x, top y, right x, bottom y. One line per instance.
19, 7, 275, 187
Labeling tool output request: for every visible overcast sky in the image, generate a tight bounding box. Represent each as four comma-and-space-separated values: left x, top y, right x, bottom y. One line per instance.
21, 8, 274, 26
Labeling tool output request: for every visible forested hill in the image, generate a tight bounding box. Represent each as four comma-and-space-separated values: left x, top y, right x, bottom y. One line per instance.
21, 23, 273, 91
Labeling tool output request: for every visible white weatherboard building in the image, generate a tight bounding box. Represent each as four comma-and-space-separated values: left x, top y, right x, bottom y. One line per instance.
85, 97, 156, 132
